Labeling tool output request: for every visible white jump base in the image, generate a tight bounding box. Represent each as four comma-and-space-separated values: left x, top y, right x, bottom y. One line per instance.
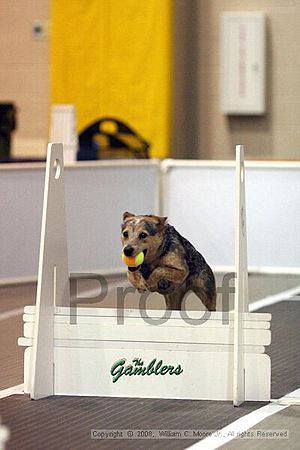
20, 307, 271, 401
18, 143, 271, 405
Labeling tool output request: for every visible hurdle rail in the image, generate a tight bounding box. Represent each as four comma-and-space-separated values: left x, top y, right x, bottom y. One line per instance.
18, 143, 271, 404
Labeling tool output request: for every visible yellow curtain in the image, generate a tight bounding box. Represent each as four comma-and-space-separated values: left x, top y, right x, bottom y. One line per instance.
51, 0, 172, 158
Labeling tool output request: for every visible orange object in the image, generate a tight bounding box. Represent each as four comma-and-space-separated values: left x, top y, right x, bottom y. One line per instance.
122, 251, 144, 267
122, 254, 137, 267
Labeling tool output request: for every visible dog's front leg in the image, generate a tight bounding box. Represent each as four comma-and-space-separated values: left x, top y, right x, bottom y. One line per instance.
145, 267, 187, 295
127, 270, 148, 292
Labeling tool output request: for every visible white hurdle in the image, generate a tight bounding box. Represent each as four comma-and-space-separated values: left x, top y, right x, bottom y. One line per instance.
233, 145, 249, 406
29, 143, 70, 399
18, 143, 271, 404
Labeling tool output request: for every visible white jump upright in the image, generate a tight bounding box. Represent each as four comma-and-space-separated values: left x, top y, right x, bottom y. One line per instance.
19, 144, 271, 404
233, 145, 249, 406
30, 143, 70, 399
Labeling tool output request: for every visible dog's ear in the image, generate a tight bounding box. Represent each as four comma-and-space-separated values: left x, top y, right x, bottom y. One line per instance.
157, 216, 168, 230
123, 211, 135, 221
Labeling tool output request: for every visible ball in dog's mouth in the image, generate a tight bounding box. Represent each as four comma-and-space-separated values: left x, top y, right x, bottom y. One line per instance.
122, 250, 145, 267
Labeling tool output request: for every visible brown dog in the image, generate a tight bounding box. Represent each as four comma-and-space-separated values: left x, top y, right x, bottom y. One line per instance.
121, 212, 216, 310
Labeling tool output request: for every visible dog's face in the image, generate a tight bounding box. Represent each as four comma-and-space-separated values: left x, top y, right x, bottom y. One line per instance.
121, 212, 167, 263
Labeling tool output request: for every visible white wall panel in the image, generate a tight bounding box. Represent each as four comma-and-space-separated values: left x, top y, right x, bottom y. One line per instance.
0, 161, 159, 282
162, 161, 300, 271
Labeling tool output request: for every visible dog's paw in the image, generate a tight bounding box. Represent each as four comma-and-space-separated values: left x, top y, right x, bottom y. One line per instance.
138, 288, 147, 293
157, 278, 173, 294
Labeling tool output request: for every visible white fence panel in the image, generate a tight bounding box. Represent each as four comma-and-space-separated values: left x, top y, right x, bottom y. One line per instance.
162, 161, 300, 271
0, 161, 159, 282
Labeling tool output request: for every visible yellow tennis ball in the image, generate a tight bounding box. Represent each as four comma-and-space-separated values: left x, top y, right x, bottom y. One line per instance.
135, 251, 144, 266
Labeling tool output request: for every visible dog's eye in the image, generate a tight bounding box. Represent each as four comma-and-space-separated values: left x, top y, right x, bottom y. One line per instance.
123, 231, 129, 238
139, 232, 148, 239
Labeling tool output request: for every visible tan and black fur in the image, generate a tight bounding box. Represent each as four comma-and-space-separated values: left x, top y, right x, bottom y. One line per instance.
121, 212, 216, 311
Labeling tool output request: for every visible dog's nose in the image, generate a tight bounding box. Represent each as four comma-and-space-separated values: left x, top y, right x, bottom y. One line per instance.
124, 245, 134, 256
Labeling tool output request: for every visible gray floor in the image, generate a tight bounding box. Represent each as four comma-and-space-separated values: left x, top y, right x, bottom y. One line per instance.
0, 275, 299, 449
223, 406, 300, 450
260, 301, 300, 399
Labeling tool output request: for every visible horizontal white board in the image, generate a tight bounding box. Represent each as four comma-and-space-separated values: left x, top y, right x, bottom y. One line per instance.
23, 322, 271, 345
23, 347, 271, 401
18, 337, 265, 354
23, 313, 270, 329
23, 306, 272, 322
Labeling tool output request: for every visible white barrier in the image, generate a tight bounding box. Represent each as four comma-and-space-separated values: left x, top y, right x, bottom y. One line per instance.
161, 159, 300, 273
18, 144, 271, 404
1, 152, 300, 284
0, 159, 159, 283
233, 146, 249, 406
